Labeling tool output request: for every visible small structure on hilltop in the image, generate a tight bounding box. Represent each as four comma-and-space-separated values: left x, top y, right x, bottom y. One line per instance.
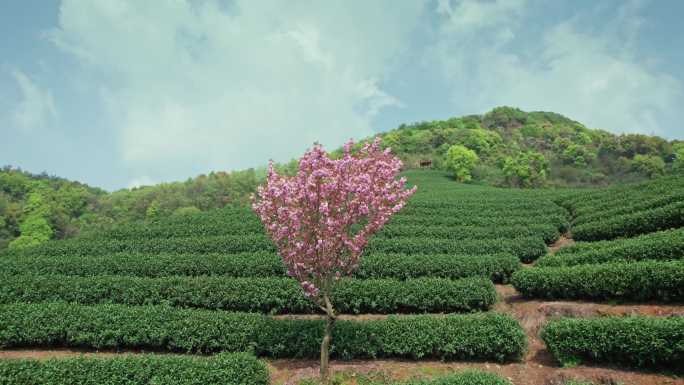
419, 159, 432, 168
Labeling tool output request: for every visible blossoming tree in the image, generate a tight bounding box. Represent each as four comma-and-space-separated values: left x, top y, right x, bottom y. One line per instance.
252, 137, 416, 381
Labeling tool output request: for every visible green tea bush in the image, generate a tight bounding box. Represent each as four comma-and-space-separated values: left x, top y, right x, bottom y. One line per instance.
0, 352, 269, 385
366, 237, 547, 263
3, 235, 276, 257
572, 201, 684, 241
398, 204, 565, 219
0, 275, 496, 314
0, 303, 527, 362
0, 252, 285, 277
536, 228, 684, 267
5, 233, 547, 262
376, 224, 560, 244
389, 214, 568, 233
560, 176, 684, 216
356, 253, 520, 283
541, 316, 684, 370
400, 371, 512, 385
512, 260, 684, 302
574, 192, 684, 226
0, 252, 520, 282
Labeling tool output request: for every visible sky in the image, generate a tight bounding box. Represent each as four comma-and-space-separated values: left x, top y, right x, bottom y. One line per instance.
2, 0, 683, 191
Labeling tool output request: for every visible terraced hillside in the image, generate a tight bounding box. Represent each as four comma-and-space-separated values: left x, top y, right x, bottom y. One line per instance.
0, 170, 682, 385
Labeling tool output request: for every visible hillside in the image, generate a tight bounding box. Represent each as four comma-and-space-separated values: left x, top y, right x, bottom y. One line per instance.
1, 170, 682, 384
2, 106, 683, 251
372, 106, 683, 187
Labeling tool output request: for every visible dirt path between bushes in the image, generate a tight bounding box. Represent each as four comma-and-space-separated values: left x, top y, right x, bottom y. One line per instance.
1, 236, 683, 384
548, 234, 575, 254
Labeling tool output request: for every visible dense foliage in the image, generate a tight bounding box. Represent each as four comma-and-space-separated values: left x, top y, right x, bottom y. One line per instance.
0, 275, 496, 314
0, 303, 527, 362
0, 251, 520, 283
512, 260, 684, 302
0, 353, 269, 385
536, 228, 684, 267
0, 166, 266, 250
557, 176, 684, 241
375, 107, 681, 187
542, 316, 684, 370
445, 144, 479, 182
366, 237, 546, 263
0, 167, 104, 250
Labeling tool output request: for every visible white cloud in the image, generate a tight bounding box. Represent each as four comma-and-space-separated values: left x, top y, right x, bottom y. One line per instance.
50, 0, 426, 179
437, 0, 527, 37
430, 0, 684, 138
10, 70, 57, 131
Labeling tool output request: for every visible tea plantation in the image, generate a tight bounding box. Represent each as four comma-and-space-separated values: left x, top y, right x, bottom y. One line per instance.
0, 170, 682, 384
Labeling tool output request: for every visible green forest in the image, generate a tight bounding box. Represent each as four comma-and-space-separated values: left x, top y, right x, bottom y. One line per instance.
2, 106, 682, 251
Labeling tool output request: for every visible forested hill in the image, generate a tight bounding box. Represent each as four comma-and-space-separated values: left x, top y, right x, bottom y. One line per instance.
0, 167, 262, 250
369, 106, 683, 187
2, 106, 683, 250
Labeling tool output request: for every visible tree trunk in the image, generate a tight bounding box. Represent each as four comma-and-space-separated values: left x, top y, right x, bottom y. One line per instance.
320, 293, 336, 383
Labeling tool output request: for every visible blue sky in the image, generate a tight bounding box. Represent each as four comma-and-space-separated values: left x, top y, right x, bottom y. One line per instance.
2, 0, 683, 191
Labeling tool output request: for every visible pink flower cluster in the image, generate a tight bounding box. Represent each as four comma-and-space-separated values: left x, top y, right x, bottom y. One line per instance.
252, 137, 416, 298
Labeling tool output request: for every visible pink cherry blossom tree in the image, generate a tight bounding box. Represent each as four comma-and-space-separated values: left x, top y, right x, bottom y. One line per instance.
252, 137, 416, 381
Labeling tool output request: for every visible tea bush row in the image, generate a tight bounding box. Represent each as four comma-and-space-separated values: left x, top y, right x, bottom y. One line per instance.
98, 220, 559, 245
0, 252, 520, 282
537, 228, 684, 267
377, 224, 559, 244
389, 213, 568, 233
366, 237, 547, 263
541, 316, 684, 370
397, 204, 566, 218
573, 192, 684, 226
0, 275, 497, 314
7, 235, 545, 263
572, 201, 684, 241
0, 303, 527, 362
0, 352, 268, 385
4, 235, 276, 257
560, 176, 684, 215
512, 260, 684, 302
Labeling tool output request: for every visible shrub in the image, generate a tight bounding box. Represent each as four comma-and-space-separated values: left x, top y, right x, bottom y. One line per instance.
389, 213, 568, 233
0, 352, 269, 385
512, 260, 684, 302
3, 235, 276, 257
573, 192, 684, 226
541, 316, 684, 370
376, 224, 560, 244
445, 144, 479, 182
537, 228, 684, 267
401, 371, 512, 385
366, 237, 547, 263
3, 233, 546, 263
0, 303, 527, 362
0, 275, 497, 314
572, 201, 684, 241
357, 253, 520, 283
0, 252, 520, 282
